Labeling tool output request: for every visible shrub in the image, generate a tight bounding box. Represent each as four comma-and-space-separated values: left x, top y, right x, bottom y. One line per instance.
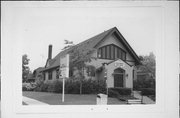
82, 79, 95, 94
133, 78, 155, 90
33, 78, 106, 94
96, 79, 106, 94
22, 82, 36, 91
39, 83, 49, 92
108, 88, 136, 101
47, 82, 54, 92
109, 88, 132, 95
53, 80, 62, 93
81, 79, 106, 94
108, 89, 120, 98
65, 79, 80, 94
22, 86, 28, 91
42, 80, 63, 93
82, 79, 94, 94
117, 95, 137, 101
140, 88, 155, 96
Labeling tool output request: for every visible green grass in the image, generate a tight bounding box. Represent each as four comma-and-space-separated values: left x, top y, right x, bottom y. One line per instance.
23, 91, 126, 105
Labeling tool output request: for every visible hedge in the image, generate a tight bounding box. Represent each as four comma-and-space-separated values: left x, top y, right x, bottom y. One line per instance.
34, 82, 49, 92
108, 89, 119, 98
108, 88, 136, 101
65, 80, 80, 94
133, 78, 155, 90
140, 88, 155, 96
34, 79, 106, 94
22, 86, 28, 91
109, 88, 132, 96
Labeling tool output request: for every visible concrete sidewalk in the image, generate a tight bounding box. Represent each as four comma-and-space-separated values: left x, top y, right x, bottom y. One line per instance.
133, 91, 155, 104
23, 96, 49, 105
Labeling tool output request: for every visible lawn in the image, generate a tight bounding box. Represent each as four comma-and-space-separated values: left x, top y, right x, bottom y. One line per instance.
23, 91, 126, 105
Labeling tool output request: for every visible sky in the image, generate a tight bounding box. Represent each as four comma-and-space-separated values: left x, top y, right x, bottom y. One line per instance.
11, 3, 162, 71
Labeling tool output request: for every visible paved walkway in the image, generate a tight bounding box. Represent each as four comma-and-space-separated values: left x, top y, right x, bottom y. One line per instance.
23, 96, 49, 105
133, 91, 155, 104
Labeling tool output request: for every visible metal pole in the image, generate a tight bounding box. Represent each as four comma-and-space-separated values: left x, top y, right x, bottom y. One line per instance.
62, 77, 65, 102
106, 79, 108, 97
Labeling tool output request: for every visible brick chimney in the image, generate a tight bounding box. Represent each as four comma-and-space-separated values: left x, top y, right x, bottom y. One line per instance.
48, 44, 52, 60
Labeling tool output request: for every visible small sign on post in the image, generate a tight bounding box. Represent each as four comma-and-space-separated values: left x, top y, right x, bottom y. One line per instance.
59, 54, 69, 102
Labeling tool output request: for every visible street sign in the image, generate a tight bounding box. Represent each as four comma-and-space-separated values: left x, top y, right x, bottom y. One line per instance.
59, 54, 69, 102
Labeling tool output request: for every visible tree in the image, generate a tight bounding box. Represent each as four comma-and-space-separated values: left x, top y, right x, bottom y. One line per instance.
133, 52, 156, 90
22, 54, 30, 82
137, 52, 156, 79
69, 46, 95, 94
61, 39, 74, 50
62, 39, 95, 94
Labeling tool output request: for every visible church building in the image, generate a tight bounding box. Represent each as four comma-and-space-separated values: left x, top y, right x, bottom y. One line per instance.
42, 27, 141, 89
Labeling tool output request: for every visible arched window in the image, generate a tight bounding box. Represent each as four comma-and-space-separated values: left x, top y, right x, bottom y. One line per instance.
114, 68, 125, 74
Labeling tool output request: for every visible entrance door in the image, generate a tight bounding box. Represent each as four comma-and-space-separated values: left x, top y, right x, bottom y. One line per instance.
114, 68, 125, 87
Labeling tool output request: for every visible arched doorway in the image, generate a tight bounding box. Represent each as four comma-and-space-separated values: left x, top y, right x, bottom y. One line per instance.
113, 68, 125, 87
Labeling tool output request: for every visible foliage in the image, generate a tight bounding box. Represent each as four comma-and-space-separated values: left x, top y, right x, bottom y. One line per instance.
109, 88, 132, 95
108, 89, 120, 98
53, 80, 63, 93
47, 82, 55, 92
86, 65, 96, 77
22, 86, 28, 91
33, 79, 106, 94
137, 52, 156, 79
61, 39, 74, 50
82, 79, 106, 94
133, 78, 155, 90
61, 39, 96, 94
108, 88, 135, 101
118, 95, 137, 101
135, 52, 156, 93
139, 88, 155, 96
22, 82, 36, 91
65, 79, 80, 94
40, 83, 49, 92
22, 54, 30, 82
34, 82, 49, 92
35, 73, 44, 88
70, 47, 95, 94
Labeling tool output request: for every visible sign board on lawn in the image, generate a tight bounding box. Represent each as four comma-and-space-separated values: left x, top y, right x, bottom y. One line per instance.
59, 54, 69, 102
60, 54, 69, 78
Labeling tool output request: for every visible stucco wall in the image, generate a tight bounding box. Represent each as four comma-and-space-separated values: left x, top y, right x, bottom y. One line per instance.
45, 72, 48, 81
106, 59, 134, 88
52, 70, 56, 80
44, 70, 57, 82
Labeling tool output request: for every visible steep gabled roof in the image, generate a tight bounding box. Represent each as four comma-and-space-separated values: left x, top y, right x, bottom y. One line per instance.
96, 27, 141, 65
43, 27, 140, 71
